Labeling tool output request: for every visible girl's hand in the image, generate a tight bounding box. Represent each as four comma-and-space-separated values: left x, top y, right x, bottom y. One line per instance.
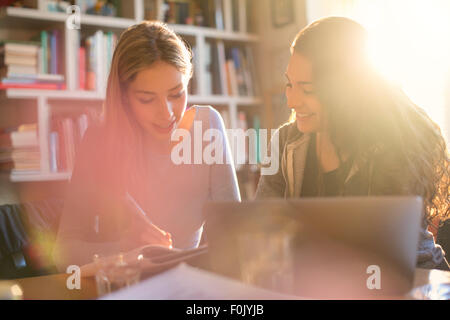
138, 221, 173, 248
120, 215, 173, 250
120, 194, 173, 250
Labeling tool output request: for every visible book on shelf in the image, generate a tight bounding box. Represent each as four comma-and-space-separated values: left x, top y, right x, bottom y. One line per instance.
78, 46, 86, 90
144, 0, 161, 20
232, 0, 240, 31
161, 0, 223, 28
0, 125, 38, 149
0, 123, 40, 173
49, 131, 59, 173
3, 0, 38, 9
251, 114, 262, 166
40, 30, 48, 74
38, 29, 63, 75
234, 111, 262, 200
189, 39, 225, 96
49, 29, 60, 75
225, 59, 238, 96
164, 0, 188, 24
0, 41, 39, 56
235, 111, 248, 169
74, 0, 98, 14
50, 111, 94, 173
21, 0, 122, 16
0, 64, 37, 76
0, 83, 66, 90
231, 47, 246, 95
0, 34, 65, 90
214, 0, 224, 30
83, 0, 120, 17
216, 41, 228, 95
0, 123, 37, 134
3, 156, 41, 172
203, 41, 213, 95
0, 73, 64, 82
223, 45, 259, 97
208, 41, 224, 95
226, 111, 262, 169
82, 30, 117, 92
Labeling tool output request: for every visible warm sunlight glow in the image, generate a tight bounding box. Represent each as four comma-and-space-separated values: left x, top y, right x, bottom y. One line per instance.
307, 0, 450, 141
354, 0, 450, 138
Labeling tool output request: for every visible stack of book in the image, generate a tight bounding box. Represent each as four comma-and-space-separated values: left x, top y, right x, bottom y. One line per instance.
225, 46, 259, 97
0, 31, 65, 90
0, 123, 40, 173
80, 30, 117, 91
199, 40, 246, 96
50, 111, 94, 173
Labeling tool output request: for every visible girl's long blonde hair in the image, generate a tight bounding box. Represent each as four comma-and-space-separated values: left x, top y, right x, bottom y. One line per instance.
100, 21, 192, 199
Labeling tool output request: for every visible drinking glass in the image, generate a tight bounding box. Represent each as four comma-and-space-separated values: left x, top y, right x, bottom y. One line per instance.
93, 252, 142, 296
237, 232, 295, 295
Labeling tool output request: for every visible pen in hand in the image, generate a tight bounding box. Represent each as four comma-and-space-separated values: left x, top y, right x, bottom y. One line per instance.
125, 192, 173, 248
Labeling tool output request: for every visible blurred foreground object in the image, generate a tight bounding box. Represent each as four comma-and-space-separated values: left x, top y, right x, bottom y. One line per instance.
0, 281, 23, 300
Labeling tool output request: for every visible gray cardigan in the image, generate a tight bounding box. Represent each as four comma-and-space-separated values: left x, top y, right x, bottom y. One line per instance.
256, 121, 447, 270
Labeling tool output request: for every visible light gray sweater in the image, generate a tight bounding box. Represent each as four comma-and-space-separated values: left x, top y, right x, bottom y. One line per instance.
53, 106, 240, 271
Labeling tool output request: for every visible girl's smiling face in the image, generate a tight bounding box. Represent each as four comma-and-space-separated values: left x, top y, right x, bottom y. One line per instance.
126, 60, 188, 141
285, 53, 326, 133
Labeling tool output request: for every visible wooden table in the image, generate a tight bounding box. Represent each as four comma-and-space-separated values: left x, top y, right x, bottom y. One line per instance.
4, 267, 449, 300
12, 273, 97, 300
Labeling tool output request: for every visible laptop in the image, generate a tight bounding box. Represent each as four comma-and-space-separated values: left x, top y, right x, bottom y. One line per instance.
203, 197, 423, 298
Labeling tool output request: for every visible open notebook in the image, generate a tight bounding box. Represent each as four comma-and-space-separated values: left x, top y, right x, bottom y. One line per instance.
80, 244, 208, 278
100, 263, 299, 300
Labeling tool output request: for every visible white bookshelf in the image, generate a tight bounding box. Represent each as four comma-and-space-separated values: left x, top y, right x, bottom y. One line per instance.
1, 0, 261, 182
0, 6, 259, 41
5, 89, 104, 100
6, 90, 262, 104
10, 171, 71, 182
1, 6, 136, 29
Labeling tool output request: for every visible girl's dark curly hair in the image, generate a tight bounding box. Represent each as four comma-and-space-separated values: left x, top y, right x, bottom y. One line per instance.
291, 17, 449, 225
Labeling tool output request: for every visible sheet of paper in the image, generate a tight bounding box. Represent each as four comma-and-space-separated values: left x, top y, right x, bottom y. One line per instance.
100, 263, 299, 300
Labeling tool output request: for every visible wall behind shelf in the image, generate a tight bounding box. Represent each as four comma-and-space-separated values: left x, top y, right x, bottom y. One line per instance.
257, 0, 307, 91
255, 0, 307, 129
